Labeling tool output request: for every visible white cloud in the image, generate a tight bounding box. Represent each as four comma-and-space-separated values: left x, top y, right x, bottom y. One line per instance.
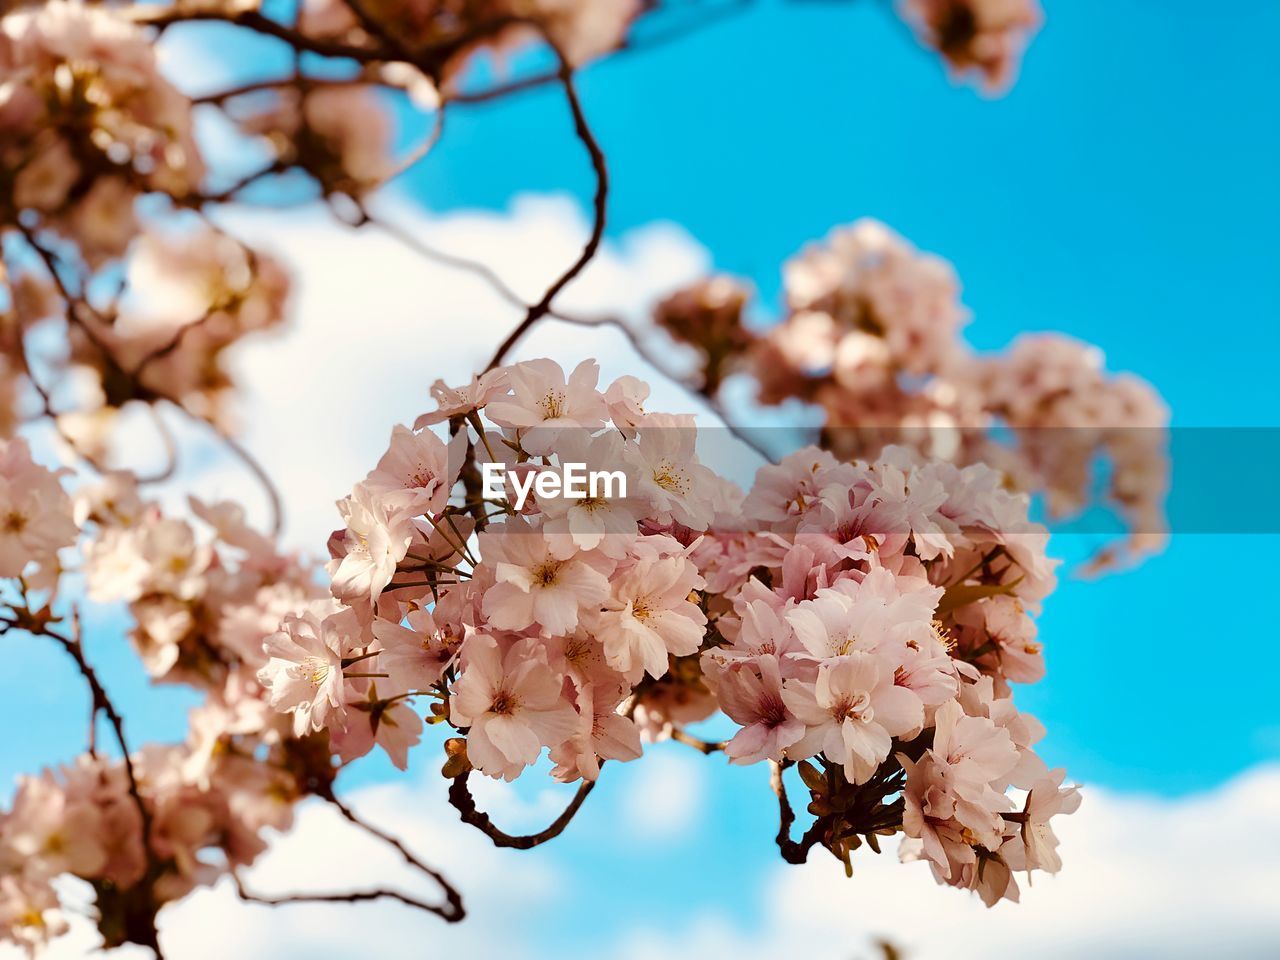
615, 749, 707, 842
130, 192, 711, 552
611, 764, 1280, 960
15, 762, 1279, 960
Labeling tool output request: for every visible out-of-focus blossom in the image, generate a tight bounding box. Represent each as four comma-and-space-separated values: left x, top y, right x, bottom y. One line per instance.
900, 0, 1042, 91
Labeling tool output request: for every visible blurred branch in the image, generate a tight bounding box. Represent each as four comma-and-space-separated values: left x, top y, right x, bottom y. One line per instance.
670, 728, 727, 754
450, 0, 756, 105
0, 603, 167, 956
171, 403, 285, 538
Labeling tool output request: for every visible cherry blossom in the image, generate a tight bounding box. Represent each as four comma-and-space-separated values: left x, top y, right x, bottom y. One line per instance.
783, 653, 924, 784
258, 609, 356, 737
0, 438, 77, 579
449, 635, 580, 782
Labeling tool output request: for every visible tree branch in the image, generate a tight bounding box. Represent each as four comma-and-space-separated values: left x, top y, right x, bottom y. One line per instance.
447, 771, 595, 849
770, 759, 826, 864
484, 42, 609, 371
670, 728, 727, 754
317, 787, 465, 921
233, 873, 460, 921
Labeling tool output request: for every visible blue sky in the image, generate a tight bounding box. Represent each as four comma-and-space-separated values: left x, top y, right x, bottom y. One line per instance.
5, 3, 1280, 956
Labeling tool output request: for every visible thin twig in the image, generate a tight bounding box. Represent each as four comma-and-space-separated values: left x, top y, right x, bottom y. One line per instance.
233, 873, 461, 920
2, 609, 160, 882
670, 728, 726, 754
171, 403, 284, 537
483, 41, 609, 371
356, 211, 528, 312
135, 405, 179, 485
447, 770, 595, 849
318, 787, 465, 920
449, 0, 756, 105
552, 312, 777, 462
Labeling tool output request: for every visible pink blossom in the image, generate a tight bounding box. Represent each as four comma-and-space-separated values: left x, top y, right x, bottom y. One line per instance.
485, 358, 607, 455
449, 635, 579, 781
604, 374, 649, 439
628, 414, 719, 529
1001, 769, 1081, 875
479, 518, 612, 636
413, 368, 510, 428
363, 425, 462, 517
328, 483, 415, 603
743, 447, 856, 531
549, 683, 642, 782
716, 656, 805, 764
3, 773, 107, 879
597, 553, 707, 680
371, 606, 461, 693
785, 567, 942, 662
783, 653, 924, 784
0, 438, 77, 579
929, 699, 1020, 796
257, 609, 357, 737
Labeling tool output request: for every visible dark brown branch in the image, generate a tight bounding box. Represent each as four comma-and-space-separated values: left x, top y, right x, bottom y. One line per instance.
131, 7, 524, 80
770, 759, 826, 864
233, 873, 460, 920
447, 770, 595, 849
130, 8, 392, 64
317, 787, 465, 921
15, 223, 117, 359
484, 42, 609, 371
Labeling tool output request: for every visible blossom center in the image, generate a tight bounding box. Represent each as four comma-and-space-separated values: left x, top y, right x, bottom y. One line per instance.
490, 690, 519, 715
832, 690, 872, 724
758, 693, 788, 729
292, 656, 331, 685
3, 510, 28, 535
539, 390, 567, 420
829, 631, 859, 657
651, 460, 689, 495
533, 561, 562, 586
631, 595, 653, 621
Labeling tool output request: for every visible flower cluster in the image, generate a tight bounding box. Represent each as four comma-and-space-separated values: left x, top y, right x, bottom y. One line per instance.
0, 743, 303, 954
0, 1, 203, 259
0, 2, 1115, 951
255, 359, 1079, 906
654, 219, 1169, 569
698, 444, 1074, 902
299, 0, 640, 78
0, 448, 338, 954
260, 358, 734, 779
233, 85, 396, 201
